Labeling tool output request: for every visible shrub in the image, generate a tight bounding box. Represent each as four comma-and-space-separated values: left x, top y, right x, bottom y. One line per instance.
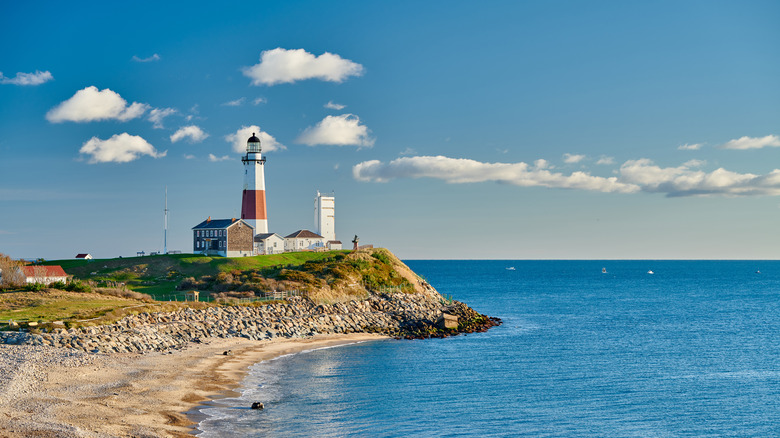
65, 280, 91, 293
49, 281, 67, 290
24, 283, 46, 292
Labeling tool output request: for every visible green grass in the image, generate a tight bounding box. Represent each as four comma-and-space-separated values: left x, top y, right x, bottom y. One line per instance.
39, 251, 351, 300
0, 291, 143, 323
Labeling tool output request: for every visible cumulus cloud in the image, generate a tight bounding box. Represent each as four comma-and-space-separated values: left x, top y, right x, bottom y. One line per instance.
148, 107, 176, 129
132, 54, 161, 62
297, 114, 374, 147
563, 153, 586, 164
720, 135, 780, 150
208, 154, 230, 162
46, 86, 149, 123
170, 125, 208, 143
79, 133, 165, 164
678, 143, 702, 151
0, 70, 53, 86
596, 156, 615, 165
353, 156, 638, 193
225, 125, 286, 153
243, 48, 364, 86
325, 101, 346, 110
353, 155, 780, 198
222, 97, 245, 106
617, 159, 780, 197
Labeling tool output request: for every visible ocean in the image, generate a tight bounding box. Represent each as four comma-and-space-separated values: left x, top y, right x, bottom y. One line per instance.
195, 260, 780, 437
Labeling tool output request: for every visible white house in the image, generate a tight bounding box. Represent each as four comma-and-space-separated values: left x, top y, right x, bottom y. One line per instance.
254, 233, 285, 255
20, 266, 69, 285
326, 240, 343, 250
284, 230, 325, 252
75, 253, 93, 260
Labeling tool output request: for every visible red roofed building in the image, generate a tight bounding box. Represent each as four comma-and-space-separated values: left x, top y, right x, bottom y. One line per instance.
20, 266, 69, 285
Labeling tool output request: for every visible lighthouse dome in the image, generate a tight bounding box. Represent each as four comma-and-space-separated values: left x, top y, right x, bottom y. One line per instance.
247, 133, 261, 153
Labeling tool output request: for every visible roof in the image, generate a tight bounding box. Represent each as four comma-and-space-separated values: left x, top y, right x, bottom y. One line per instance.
75, 253, 91, 258
327, 240, 342, 244
248, 133, 261, 144
192, 218, 253, 230
254, 233, 283, 241
285, 229, 324, 239
21, 266, 67, 277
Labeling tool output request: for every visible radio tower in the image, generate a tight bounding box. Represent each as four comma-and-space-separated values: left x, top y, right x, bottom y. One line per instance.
241, 133, 268, 234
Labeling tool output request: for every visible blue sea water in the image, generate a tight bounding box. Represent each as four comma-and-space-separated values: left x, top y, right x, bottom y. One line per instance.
196, 260, 780, 437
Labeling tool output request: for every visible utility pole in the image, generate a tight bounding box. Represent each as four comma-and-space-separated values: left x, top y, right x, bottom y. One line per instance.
164, 186, 168, 255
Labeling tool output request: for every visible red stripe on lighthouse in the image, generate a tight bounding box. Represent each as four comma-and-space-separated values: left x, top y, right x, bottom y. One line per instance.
241, 190, 267, 220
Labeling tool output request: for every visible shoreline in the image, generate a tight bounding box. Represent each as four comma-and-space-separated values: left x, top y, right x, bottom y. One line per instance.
0, 334, 388, 437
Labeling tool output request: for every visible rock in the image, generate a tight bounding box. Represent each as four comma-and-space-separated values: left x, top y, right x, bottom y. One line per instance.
251, 402, 264, 410
223, 350, 233, 356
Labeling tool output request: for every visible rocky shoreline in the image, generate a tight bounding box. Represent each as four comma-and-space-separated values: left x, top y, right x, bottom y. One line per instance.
0, 289, 501, 354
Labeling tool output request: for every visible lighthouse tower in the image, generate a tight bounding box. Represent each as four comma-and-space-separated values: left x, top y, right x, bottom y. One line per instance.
241, 133, 268, 234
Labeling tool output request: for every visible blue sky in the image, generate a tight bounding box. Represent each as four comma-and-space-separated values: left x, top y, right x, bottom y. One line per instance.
1, 0, 779, 260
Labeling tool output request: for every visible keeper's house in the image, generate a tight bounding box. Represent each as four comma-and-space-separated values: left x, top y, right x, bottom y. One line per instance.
284, 230, 326, 252
254, 233, 285, 255
192, 217, 254, 257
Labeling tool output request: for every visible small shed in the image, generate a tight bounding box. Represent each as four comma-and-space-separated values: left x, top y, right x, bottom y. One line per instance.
75, 253, 93, 260
185, 291, 199, 302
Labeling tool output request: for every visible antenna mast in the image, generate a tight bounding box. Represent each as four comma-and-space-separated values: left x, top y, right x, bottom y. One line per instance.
164, 186, 168, 255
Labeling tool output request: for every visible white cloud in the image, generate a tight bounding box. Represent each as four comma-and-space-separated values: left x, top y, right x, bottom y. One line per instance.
170, 125, 208, 143
617, 159, 780, 197
208, 154, 231, 162
222, 97, 245, 106
678, 143, 702, 151
596, 156, 615, 165
242, 48, 364, 86
184, 154, 196, 160
225, 125, 286, 153
79, 133, 165, 164
353, 154, 780, 198
353, 156, 638, 193
720, 135, 780, 150
46, 86, 149, 123
253, 97, 267, 105
325, 101, 346, 110
132, 54, 160, 62
148, 107, 176, 129
0, 70, 53, 86
563, 153, 586, 164
400, 147, 417, 156
297, 114, 374, 147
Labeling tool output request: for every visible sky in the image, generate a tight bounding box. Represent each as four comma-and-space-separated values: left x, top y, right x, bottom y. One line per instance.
1, 0, 779, 260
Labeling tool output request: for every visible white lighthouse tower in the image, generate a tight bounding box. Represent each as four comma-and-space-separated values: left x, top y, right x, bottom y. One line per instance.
241, 133, 268, 234
314, 191, 335, 242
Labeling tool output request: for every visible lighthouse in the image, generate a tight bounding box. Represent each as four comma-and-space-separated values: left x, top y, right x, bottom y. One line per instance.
241, 133, 268, 234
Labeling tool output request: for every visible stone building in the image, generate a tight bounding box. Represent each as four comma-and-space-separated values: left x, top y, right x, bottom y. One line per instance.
192, 217, 254, 257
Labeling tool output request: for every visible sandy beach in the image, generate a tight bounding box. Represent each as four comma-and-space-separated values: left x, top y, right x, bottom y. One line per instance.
0, 334, 387, 437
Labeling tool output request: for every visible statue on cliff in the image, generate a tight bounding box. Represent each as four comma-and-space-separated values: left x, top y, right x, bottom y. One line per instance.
352, 235, 359, 251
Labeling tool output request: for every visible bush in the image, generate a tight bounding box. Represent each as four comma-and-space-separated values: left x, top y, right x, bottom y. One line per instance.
65, 280, 91, 293
49, 281, 67, 290
24, 283, 45, 292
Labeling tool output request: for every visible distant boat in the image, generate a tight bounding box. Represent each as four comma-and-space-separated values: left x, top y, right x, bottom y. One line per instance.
602, 267, 607, 274
506, 267, 516, 271
756, 270, 761, 274
647, 270, 654, 275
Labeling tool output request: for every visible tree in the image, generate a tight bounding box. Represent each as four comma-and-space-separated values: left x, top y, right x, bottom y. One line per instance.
0, 253, 25, 288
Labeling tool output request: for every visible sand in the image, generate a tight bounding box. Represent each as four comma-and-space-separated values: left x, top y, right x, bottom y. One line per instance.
0, 334, 388, 437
